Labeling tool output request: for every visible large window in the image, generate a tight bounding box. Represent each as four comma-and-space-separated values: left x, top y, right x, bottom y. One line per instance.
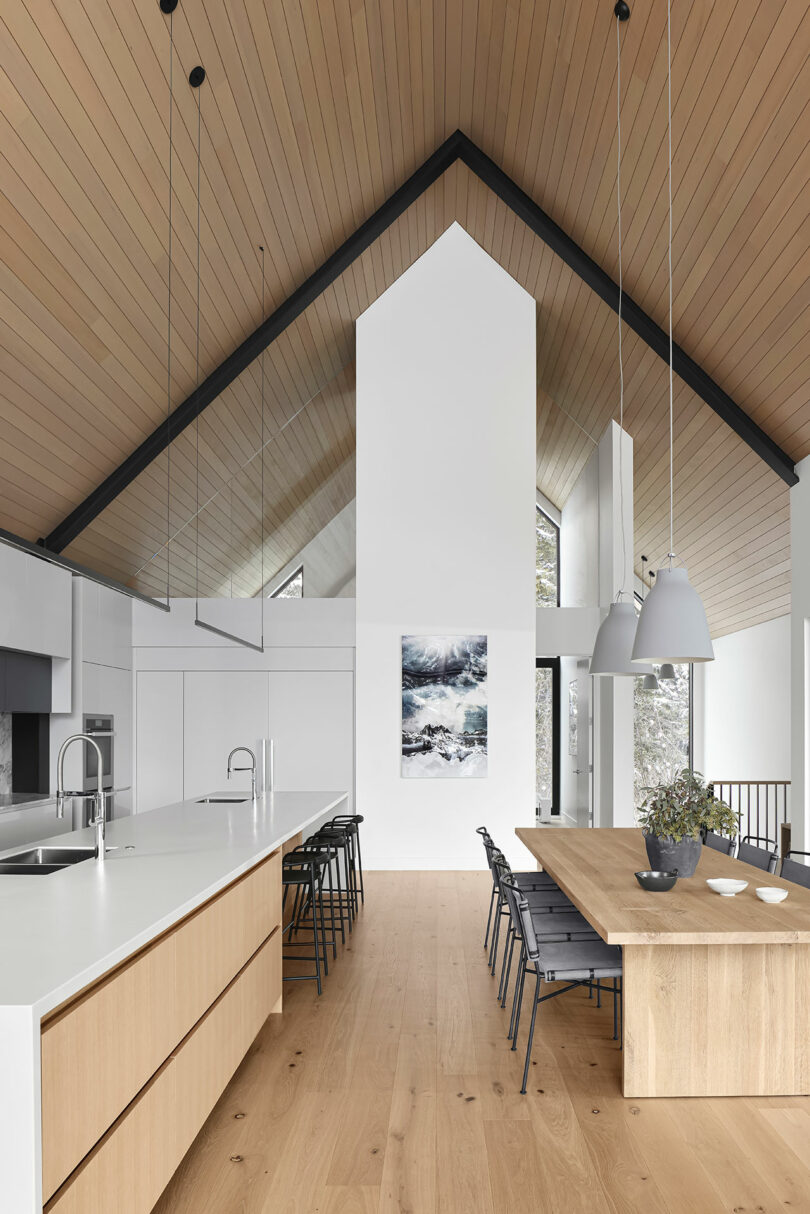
536, 506, 559, 607
633, 665, 692, 808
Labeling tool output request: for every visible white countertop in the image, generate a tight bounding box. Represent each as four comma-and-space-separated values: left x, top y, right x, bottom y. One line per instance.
0, 789, 347, 1018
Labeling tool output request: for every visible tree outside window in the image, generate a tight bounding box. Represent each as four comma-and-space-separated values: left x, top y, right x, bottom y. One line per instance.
536, 507, 559, 607
633, 665, 691, 808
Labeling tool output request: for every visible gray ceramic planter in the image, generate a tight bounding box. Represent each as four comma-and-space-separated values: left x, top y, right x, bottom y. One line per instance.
643, 832, 702, 878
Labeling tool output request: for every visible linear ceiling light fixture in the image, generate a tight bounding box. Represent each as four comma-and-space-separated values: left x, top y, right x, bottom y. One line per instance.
632, 0, 714, 666
591, 2, 654, 679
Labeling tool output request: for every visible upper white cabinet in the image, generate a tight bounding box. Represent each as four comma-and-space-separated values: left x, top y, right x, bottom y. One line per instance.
182, 671, 269, 800
0, 546, 71, 658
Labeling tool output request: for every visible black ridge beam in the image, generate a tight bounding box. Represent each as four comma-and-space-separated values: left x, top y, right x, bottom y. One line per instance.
455, 133, 798, 488
44, 131, 465, 553
44, 128, 797, 556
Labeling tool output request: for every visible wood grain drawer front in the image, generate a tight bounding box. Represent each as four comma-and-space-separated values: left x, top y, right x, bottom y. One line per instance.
41, 851, 281, 1201
46, 932, 281, 1214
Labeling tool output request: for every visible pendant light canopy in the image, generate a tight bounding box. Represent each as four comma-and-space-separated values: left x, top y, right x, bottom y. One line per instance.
631, 0, 714, 667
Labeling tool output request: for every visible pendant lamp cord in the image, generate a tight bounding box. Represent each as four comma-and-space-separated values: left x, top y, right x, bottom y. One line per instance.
166, 9, 173, 601
259, 244, 266, 639
667, 0, 674, 568
194, 81, 202, 609
615, 8, 628, 602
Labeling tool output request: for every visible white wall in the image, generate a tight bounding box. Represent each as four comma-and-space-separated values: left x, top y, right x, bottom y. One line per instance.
263, 499, 356, 599
700, 615, 790, 784
132, 597, 355, 815
355, 223, 537, 869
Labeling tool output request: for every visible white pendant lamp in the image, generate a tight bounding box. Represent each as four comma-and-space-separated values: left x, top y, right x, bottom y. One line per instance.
591, 601, 654, 676
642, 671, 660, 691
590, 4, 653, 678
631, 0, 714, 667
659, 662, 676, 680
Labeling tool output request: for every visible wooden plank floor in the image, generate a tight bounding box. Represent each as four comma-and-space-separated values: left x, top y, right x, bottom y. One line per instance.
153, 871, 810, 1213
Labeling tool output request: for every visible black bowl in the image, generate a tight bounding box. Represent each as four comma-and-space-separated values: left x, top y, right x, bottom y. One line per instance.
635, 869, 678, 892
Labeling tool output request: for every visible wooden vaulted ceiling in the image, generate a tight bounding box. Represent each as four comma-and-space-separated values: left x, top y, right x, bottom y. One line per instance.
0, 0, 807, 633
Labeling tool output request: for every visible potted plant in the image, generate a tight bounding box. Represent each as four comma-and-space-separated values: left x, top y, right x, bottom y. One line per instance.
637, 768, 738, 877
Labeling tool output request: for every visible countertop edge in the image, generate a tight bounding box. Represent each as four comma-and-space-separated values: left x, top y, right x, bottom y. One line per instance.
8, 790, 349, 1021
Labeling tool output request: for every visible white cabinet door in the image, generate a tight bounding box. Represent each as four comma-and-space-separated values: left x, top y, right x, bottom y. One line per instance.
183, 672, 269, 800
268, 671, 354, 810
136, 672, 183, 813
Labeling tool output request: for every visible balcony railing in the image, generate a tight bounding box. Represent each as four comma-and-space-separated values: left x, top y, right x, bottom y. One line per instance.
708, 781, 790, 852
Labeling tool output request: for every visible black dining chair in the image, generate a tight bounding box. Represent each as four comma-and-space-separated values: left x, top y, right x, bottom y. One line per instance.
780, 850, 810, 889
737, 835, 779, 873
703, 830, 735, 856
504, 878, 622, 1094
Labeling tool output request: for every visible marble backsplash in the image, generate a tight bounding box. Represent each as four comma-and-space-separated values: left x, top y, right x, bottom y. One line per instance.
0, 713, 10, 794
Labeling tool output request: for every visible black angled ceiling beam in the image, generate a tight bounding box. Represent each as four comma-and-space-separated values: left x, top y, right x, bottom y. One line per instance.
453, 133, 797, 488
43, 129, 796, 554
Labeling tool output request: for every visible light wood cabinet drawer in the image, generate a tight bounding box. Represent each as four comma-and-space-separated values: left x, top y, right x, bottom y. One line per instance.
41, 851, 281, 1201
45, 930, 281, 1214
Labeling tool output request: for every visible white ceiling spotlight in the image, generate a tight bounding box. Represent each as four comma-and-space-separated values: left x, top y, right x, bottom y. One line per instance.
590, 2, 653, 680
632, 0, 714, 667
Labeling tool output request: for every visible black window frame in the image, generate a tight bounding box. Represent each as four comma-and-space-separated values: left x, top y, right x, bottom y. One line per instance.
536, 504, 560, 608
535, 656, 561, 816
268, 564, 304, 599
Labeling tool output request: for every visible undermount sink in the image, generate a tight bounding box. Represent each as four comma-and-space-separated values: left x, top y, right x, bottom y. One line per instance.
0, 846, 96, 875
195, 797, 249, 805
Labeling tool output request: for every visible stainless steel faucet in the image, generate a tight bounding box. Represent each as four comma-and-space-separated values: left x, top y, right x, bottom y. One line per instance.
227, 746, 257, 800
56, 733, 108, 860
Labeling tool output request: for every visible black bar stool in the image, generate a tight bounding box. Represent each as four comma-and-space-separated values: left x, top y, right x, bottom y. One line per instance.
282, 847, 332, 995
330, 813, 365, 904
307, 824, 356, 941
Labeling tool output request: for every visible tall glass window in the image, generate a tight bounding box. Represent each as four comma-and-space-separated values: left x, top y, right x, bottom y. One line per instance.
536, 506, 559, 607
633, 665, 692, 807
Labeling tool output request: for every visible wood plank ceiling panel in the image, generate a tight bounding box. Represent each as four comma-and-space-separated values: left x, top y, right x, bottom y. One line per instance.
0, 0, 803, 635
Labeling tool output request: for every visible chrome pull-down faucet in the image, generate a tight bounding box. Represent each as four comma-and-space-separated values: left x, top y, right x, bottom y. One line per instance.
56, 733, 107, 860
227, 747, 257, 800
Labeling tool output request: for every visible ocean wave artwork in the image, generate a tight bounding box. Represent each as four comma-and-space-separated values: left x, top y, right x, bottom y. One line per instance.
401, 635, 488, 778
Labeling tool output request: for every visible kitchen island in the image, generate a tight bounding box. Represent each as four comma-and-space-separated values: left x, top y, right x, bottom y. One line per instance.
0, 788, 348, 1213
518, 827, 810, 1100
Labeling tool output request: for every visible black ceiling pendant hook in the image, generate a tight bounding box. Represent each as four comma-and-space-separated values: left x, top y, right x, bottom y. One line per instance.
189, 65, 206, 88
614, 2, 630, 20
159, 0, 178, 14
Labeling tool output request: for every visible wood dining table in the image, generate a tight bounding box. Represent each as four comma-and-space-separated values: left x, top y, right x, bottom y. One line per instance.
516, 827, 810, 1098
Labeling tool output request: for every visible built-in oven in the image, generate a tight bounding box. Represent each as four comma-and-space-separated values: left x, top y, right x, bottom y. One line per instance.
82, 714, 115, 823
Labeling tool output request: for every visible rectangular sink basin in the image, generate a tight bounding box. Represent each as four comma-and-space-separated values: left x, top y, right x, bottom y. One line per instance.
0, 861, 68, 875
8, 846, 97, 866
195, 797, 249, 804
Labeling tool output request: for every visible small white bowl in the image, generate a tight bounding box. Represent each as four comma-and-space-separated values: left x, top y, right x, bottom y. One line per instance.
706, 878, 749, 897
755, 887, 789, 904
